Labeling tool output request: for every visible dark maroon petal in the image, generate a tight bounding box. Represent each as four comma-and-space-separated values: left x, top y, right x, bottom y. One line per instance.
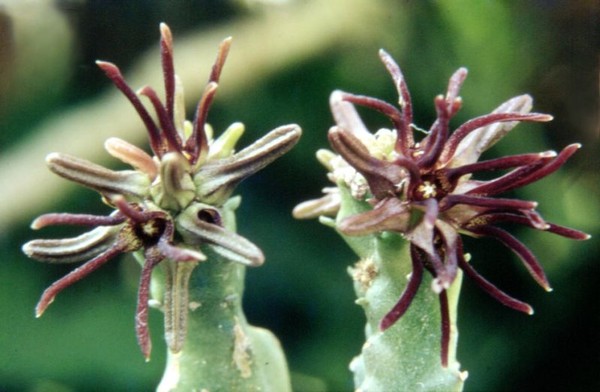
468, 211, 590, 240
457, 239, 533, 314
444, 151, 556, 181
378, 49, 414, 154
340, 92, 408, 149
160, 23, 175, 123
466, 160, 549, 196
328, 127, 410, 198
157, 237, 205, 262
471, 225, 552, 291
496, 143, 581, 193
380, 245, 424, 330
35, 244, 126, 317
441, 194, 537, 212
545, 222, 590, 240
435, 220, 459, 288
339, 197, 410, 236
468, 144, 580, 196
138, 86, 182, 153
187, 82, 218, 163
112, 197, 147, 223
442, 112, 553, 163
135, 249, 163, 361
96, 61, 163, 156
439, 290, 450, 368
31, 213, 125, 229
185, 37, 231, 163
408, 199, 447, 281
418, 96, 450, 169
208, 37, 232, 83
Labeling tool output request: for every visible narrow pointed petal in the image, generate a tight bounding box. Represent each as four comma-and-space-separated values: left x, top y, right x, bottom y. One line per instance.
441, 194, 537, 212
446, 95, 538, 166
418, 95, 450, 169
160, 23, 176, 122
435, 219, 460, 288
406, 199, 447, 280
209, 37, 232, 83
444, 151, 556, 181
468, 144, 579, 197
23, 226, 119, 264
328, 127, 412, 199
31, 212, 125, 229
35, 244, 125, 317
466, 160, 550, 197
338, 92, 407, 149
96, 61, 163, 155
105, 137, 158, 179
458, 248, 533, 314
472, 211, 590, 240
46, 153, 151, 198
187, 81, 218, 164
472, 225, 552, 291
293, 190, 341, 220
338, 197, 410, 236
135, 250, 162, 361
378, 50, 413, 153
329, 90, 371, 140
157, 236, 206, 262
177, 203, 265, 266
546, 223, 590, 240
380, 245, 424, 330
494, 143, 581, 193
444, 112, 553, 166
208, 122, 245, 160
138, 86, 182, 153
195, 124, 301, 205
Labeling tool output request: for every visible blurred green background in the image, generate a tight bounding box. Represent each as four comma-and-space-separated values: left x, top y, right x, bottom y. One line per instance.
0, 0, 598, 391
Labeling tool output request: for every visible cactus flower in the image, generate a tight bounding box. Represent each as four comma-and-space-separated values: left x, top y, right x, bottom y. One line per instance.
23, 23, 301, 362
294, 49, 589, 367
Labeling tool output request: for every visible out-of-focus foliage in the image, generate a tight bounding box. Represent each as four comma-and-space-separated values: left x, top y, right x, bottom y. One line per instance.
1, 1, 598, 391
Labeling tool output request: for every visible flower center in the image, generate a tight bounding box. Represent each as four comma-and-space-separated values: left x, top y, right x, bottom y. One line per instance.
133, 217, 167, 247
417, 181, 437, 199
411, 172, 454, 202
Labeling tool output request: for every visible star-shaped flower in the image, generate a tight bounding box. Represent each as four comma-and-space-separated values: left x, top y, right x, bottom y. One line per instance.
294, 49, 588, 366
23, 23, 301, 361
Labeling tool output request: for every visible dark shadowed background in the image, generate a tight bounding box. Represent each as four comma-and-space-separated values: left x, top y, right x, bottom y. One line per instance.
1, 1, 598, 391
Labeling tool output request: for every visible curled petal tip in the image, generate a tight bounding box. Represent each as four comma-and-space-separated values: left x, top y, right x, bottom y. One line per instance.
540, 150, 558, 158
21, 242, 33, 256
95, 60, 119, 74
136, 86, 152, 96
159, 22, 171, 36
29, 219, 43, 230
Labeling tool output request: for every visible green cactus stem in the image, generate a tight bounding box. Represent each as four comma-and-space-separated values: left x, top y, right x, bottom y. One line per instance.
328, 186, 466, 392
155, 197, 291, 392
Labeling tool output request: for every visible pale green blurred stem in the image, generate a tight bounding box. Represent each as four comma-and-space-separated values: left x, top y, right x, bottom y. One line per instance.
157, 254, 290, 392
153, 200, 290, 392
335, 187, 465, 391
